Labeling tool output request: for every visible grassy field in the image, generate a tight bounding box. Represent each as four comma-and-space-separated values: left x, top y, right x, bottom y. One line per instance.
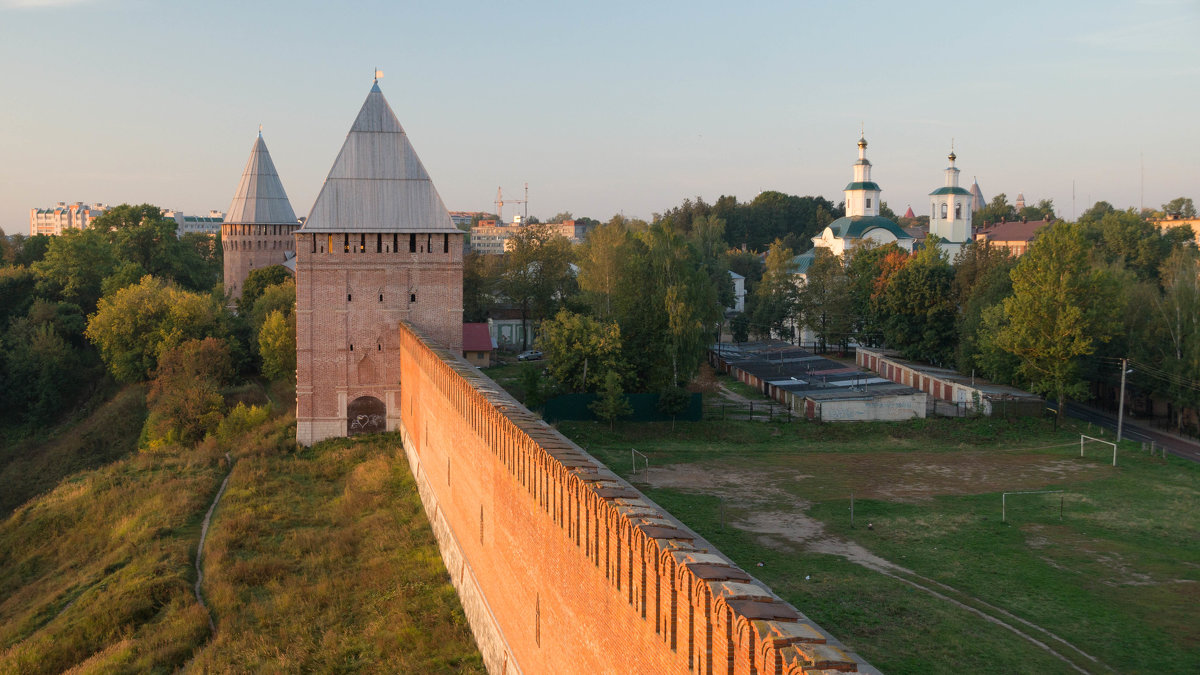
0, 393, 482, 673
557, 416, 1200, 675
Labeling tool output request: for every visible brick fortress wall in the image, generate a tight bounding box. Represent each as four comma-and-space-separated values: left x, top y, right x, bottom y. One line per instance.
222, 222, 299, 300
396, 320, 869, 675
295, 230, 463, 446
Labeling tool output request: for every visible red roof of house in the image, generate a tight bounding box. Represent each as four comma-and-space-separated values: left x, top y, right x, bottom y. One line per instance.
462, 323, 494, 352
903, 206, 915, 219
975, 219, 1052, 243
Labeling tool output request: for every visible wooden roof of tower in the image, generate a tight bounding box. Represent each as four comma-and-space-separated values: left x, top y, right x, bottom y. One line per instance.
225, 133, 298, 225
299, 81, 458, 234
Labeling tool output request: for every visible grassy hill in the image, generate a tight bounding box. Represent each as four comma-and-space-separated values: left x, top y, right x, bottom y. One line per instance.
0, 393, 482, 673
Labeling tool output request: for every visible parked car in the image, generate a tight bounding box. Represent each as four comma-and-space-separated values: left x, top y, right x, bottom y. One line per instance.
517, 350, 543, 361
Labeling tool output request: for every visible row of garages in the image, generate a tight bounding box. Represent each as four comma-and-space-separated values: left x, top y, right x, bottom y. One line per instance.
711, 343, 926, 422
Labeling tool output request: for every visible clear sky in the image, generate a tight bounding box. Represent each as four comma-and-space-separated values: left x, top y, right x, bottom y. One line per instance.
1, 0, 1196, 235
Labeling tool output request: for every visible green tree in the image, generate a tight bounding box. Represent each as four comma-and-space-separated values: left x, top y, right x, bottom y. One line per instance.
577, 219, 631, 320
463, 251, 499, 323
590, 370, 632, 430
258, 309, 296, 383
657, 385, 691, 430
749, 240, 798, 341
497, 224, 576, 349
797, 248, 852, 352
143, 337, 233, 447
1162, 197, 1197, 219
32, 228, 118, 311
730, 312, 750, 343
952, 242, 1017, 373
997, 223, 1121, 417
0, 303, 95, 428
238, 265, 293, 314
536, 310, 626, 393
880, 241, 957, 364
976, 193, 1017, 226
91, 204, 216, 291
248, 279, 296, 343
4, 233, 50, 266
845, 241, 905, 347
85, 275, 231, 382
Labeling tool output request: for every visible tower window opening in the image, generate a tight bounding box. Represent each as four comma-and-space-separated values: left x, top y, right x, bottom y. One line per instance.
377, 343, 381, 351
427, 234, 432, 253
311, 234, 316, 253
443, 234, 449, 253
866, 197, 872, 208
410, 293, 416, 303
941, 203, 948, 218
349, 344, 354, 351
409, 233, 416, 252
376, 234, 382, 253
344, 233, 350, 253
955, 202, 962, 219
393, 234, 398, 253
347, 294, 352, 302
328, 234, 333, 253
379, 293, 383, 302
360, 234, 366, 252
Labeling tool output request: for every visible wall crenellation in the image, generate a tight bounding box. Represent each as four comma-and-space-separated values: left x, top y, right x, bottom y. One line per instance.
397, 320, 870, 674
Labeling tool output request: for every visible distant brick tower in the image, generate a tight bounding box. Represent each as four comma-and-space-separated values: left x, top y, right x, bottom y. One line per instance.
222, 131, 299, 303
295, 80, 464, 446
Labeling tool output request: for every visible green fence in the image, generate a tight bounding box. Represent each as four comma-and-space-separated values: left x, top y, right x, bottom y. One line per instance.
542, 392, 703, 423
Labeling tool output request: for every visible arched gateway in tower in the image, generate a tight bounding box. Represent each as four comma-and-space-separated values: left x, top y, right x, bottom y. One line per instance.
222, 132, 299, 302
295, 80, 464, 446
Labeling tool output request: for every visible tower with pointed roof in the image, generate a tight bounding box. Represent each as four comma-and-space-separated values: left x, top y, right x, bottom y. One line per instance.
221, 132, 298, 302
928, 149, 973, 255
294, 79, 464, 446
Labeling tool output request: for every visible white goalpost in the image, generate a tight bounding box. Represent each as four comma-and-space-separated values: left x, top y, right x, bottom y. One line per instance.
1080, 434, 1118, 467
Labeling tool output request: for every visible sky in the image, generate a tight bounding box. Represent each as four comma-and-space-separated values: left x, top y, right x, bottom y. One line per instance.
1, 0, 1197, 235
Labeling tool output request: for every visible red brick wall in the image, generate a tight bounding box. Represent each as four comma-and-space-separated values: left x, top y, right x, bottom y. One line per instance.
398, 322, 863, 674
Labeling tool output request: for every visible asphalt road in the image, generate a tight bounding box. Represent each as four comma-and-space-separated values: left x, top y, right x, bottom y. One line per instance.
1056, 401, 1200, 463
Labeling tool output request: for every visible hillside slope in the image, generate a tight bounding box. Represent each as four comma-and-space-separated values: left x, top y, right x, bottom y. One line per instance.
0, 402, 482, 673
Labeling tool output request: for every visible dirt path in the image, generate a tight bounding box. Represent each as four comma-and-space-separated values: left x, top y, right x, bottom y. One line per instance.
194, 452, 233, 633
639, 463, 1115, 675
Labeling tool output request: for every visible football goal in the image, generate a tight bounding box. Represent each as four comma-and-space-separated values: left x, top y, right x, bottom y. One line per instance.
1080, 434, 1118, 466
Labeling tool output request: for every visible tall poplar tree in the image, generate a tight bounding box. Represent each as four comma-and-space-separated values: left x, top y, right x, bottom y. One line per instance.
997, 223, 1121, 417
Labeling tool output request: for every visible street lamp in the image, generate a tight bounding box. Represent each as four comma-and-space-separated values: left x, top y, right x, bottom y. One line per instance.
1117, 358, 1133, 442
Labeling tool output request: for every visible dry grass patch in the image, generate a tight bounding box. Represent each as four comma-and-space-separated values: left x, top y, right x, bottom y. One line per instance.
189, 431, 482, 673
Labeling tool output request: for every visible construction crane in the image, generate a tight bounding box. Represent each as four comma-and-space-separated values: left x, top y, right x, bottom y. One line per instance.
494, 183, 528, 224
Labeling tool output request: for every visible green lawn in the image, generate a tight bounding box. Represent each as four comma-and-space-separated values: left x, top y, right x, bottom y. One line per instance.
556, 416, 1200, 675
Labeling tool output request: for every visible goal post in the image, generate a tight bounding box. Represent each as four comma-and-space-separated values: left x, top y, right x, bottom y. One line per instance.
1080, 434, 1118, 466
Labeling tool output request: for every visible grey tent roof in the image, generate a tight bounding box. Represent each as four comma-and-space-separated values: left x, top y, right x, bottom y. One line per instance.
225, 134, 298, 225
970, 179, 986, 213
300, 83, 457, 233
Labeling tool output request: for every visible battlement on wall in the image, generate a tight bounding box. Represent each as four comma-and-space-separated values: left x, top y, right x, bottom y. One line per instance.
395, 320, 873, 675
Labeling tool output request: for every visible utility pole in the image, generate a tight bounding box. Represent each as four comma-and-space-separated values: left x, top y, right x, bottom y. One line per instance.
1117, 358, 1129, 442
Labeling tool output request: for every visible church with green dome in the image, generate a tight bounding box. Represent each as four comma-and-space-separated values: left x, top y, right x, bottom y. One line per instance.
808, 136, 915, 258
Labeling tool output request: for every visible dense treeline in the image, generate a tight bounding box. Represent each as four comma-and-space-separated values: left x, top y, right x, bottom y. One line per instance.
470, 193, 1199, 430
0, 205, 295, 443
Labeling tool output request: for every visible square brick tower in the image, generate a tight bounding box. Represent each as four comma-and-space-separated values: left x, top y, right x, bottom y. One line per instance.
295, 81, 463, 446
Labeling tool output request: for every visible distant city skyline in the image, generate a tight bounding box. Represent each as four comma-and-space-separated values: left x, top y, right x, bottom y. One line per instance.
2, 0, 1197, 236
